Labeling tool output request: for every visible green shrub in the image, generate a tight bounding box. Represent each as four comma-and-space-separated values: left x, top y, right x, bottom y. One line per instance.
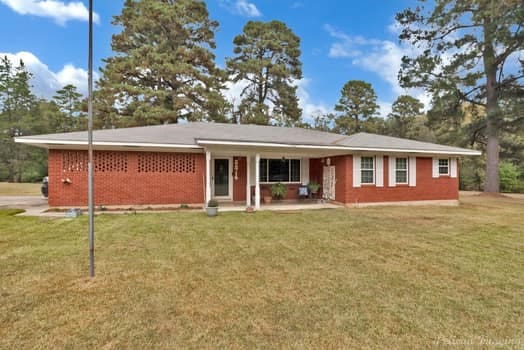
307, 181, 320, 193
499, 161, 519, 193
271, 183, 287, 199
207, 199, 219, 208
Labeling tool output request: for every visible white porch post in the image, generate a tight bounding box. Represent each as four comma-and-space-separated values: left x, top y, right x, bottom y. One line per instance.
255, 153, 260, 210
246, 156, 251, 207
205, 150, 211, 205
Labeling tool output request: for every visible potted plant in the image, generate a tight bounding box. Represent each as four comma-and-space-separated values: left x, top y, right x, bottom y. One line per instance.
271, 182, 287, 201
206, 199, 219, 217
307, 181, 321, 198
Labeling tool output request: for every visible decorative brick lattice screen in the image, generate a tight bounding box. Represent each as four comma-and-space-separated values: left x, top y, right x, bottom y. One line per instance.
62, 151, 128, 172
138, 153, 196, 173
62, 151, 88, 172
94, 152, 128, 172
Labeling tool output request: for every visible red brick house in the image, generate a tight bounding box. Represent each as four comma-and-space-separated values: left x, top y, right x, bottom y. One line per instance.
16, 122, 480, 208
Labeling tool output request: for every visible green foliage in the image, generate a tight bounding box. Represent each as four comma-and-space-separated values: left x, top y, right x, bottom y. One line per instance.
396, 0, 524, 192
227, 20, 303, 126
271, 182, 287, 199
459, 156, 486, 191
499, 161, 520, 193
207, 199, 219, 208
97, 0, 225, 126
307, 181, 320, 194
53, 84, 85, 132
386, 95, 424, 139
333, 80, 379, 134
0, 56, 39, 182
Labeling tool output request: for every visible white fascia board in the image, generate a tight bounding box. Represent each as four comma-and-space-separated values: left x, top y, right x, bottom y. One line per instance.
15, 138, 202, 149
196, 139, 482, 156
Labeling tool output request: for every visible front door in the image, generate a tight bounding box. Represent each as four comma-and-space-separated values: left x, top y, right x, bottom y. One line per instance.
213, 158, 231, 199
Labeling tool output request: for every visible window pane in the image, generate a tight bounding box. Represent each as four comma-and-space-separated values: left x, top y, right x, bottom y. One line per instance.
396, 158, 407, 170
396, 170, 407, 183
438, 158, 449, 175
259, 159, 268, 182
361, 170, 374, 183
269, 159, 289, 182
438, 159, 449, 166
290, 159, 301, 182
361, 157, 374, 170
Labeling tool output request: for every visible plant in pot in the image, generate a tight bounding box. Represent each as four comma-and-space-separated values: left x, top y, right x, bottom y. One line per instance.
307, 181, 320, 198
271, 182, 287, 201
206, 199, 219, 217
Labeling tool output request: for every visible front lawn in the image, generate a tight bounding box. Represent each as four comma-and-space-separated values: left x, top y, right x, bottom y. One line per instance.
0, 182, 41, 196
0, 195, 522, 349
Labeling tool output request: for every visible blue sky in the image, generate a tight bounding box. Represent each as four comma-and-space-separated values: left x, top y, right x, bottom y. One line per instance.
0, 0, 423, 121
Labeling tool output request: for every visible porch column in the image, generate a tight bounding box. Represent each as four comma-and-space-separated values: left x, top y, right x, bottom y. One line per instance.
205, 150, 211, 205
246, 156, 251, 207
255, 153, 260, 210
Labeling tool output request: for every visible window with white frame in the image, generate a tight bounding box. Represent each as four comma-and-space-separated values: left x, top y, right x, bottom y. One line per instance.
361, 156, 375, 184
395, 158, 408, 184
259, 158, 300, 183
438, 158, 449, 175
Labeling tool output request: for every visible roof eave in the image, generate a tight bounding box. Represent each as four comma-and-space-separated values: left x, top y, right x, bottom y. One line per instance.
196, 139, 482, 156
14, 138, 202, 150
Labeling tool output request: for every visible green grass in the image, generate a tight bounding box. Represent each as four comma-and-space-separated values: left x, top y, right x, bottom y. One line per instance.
0, 195, 523, 349
0, 182, 41, 196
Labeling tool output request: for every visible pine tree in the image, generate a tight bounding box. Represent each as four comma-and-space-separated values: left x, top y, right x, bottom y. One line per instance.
0, 56, 37, 182
97, 0, 225, 126
333, 80, 379, 134
53, 84, 84, 131
227, 20, 303, 126
396, 0, 523, 192
386, 95, 424, 139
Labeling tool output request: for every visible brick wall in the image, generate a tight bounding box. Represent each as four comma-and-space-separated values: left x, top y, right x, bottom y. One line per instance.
332, 155, 459, 204
48, 150, 205, 206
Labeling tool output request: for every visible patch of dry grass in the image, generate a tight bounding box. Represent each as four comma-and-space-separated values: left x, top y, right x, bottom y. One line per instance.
0, 195, 523, 349
0, 182, 41, 196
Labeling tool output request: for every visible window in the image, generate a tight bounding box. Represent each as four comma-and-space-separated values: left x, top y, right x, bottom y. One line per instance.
395, 158, 408, 184
259, 158, 300, 183
438, 158, 449, 175
361, 156, 374, 184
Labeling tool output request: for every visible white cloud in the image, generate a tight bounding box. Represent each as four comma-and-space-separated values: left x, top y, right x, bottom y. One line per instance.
377, 100, 392, 118
0, 0, 100, 25
325, 24, 429, 113
0, 51, 97, 98
294, 78, 331, 124
219, 0, 261, 17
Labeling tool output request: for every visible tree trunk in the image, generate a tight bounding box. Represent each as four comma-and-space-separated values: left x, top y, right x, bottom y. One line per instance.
483, 19, 500, 193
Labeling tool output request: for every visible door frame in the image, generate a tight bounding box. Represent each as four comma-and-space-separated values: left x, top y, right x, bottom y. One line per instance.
212, 157, 233, 200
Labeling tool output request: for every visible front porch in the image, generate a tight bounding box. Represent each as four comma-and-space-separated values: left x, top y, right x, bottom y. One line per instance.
203, 148, 341, 210
217, 199, 342, 212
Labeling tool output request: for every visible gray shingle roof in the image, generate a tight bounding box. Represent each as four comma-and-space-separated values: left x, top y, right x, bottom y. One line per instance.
15, 122, 481, 155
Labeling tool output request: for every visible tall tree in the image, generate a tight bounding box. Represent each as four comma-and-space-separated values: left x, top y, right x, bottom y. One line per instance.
386, 95, 424, 138
0, 56, 35, 123
333, 80, 379, 134
97, 0, 225, 126
396, 0, 523, 192
227, 20, 303, 126
0, 56, 37, 182
53, 84, 84, 131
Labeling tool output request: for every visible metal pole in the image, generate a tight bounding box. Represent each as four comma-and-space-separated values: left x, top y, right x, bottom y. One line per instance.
87, 0, 95, 278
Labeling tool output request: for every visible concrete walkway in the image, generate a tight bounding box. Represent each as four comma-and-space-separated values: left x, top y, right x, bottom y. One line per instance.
0, 196, 49, 216
0, 195, 341, 217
